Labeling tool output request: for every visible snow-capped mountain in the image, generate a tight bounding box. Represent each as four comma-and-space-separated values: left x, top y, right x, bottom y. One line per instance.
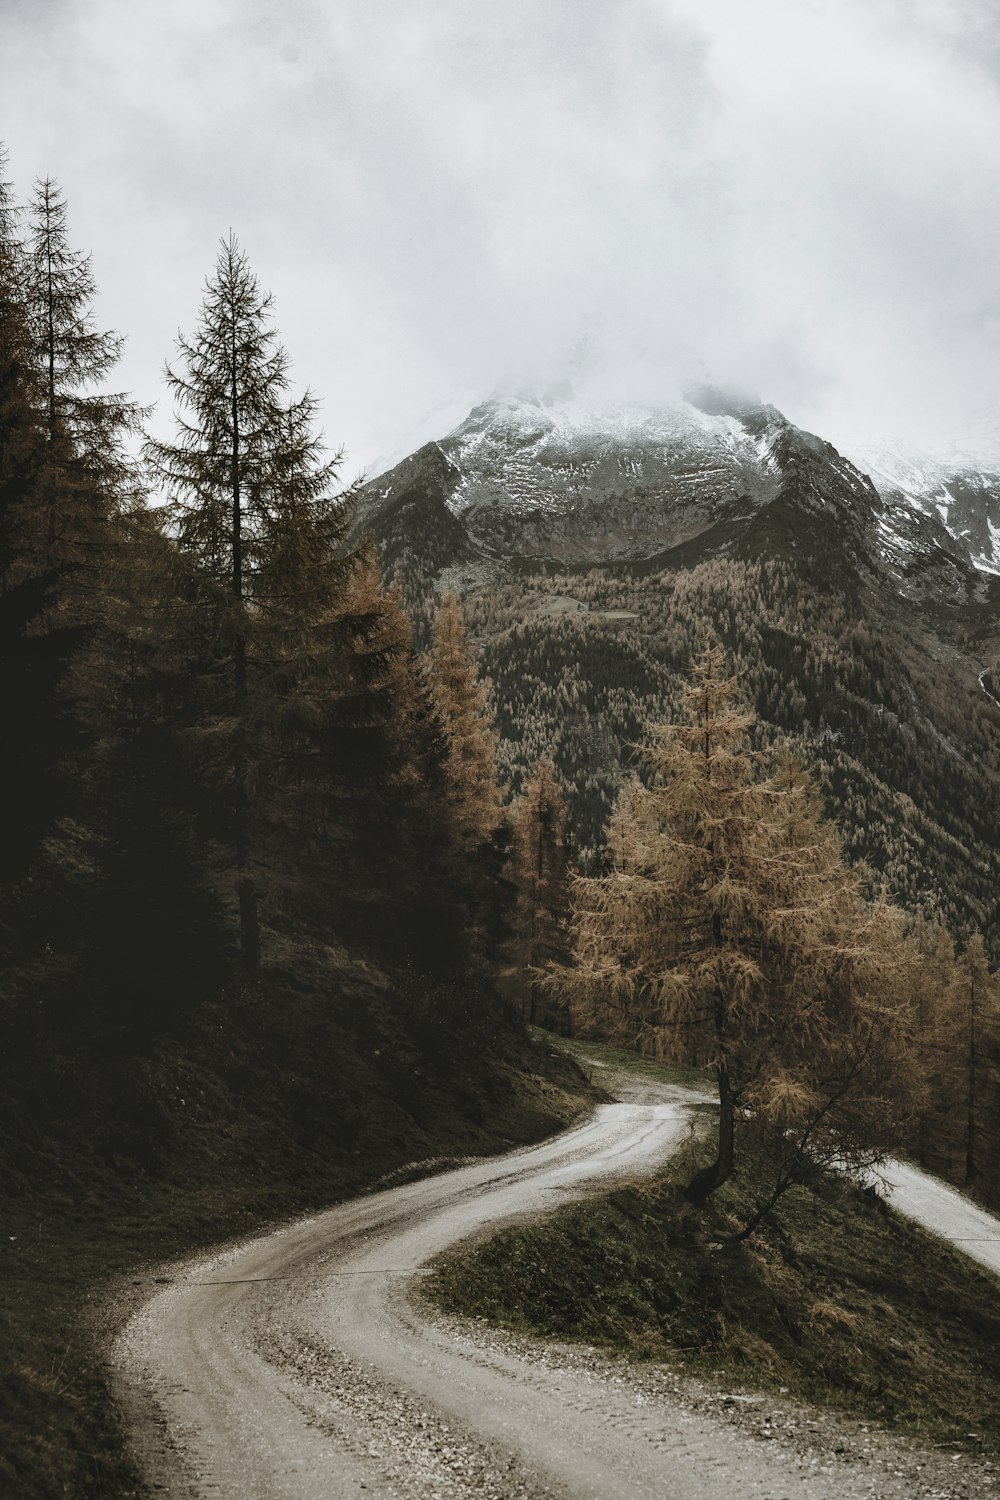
356, 384, 999, 954
357, 388, 883, 584
846, 440, 1000, 578
355, 389, 1000, 628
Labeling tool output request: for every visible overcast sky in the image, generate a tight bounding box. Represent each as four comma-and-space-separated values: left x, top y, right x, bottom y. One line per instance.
3, 0, 1000, 476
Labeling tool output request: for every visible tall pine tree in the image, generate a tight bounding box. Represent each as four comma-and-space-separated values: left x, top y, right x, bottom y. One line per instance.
145, 234, 354, 974
24, 178, 141, 601
428, 591, 504, 849
511, 757, 572, 1026
0, 151, 84, 906
427, 590, 513, 970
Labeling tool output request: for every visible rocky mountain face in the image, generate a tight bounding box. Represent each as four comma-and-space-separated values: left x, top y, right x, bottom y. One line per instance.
357, 390, 882, 581
357, 389, 1000, 954
850, 440, 1000, 572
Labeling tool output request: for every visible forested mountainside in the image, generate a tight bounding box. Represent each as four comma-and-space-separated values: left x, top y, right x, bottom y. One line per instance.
0, 173, 543, 1127
357, 390, 1000, 957
0, 156, 592, 1498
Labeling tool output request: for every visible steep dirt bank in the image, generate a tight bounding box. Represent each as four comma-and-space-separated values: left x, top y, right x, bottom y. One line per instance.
1, 951, 592, 1500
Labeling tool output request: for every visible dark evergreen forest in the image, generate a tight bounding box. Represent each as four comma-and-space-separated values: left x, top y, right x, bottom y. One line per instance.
0, 148, 596, 1498
0, 155, 550, 1226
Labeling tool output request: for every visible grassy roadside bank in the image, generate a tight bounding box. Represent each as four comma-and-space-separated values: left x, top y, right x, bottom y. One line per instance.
430, 1038, 1000, 1456
532, 1031, 714, 1097
0, 959, 596, 1500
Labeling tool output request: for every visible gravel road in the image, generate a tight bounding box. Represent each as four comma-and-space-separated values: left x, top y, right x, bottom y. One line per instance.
880, 1158, 1000, 1276
112, 1079, 1000, 1500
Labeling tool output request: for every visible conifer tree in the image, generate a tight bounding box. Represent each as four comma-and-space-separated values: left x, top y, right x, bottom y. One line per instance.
24, 177, 141, 592
0, 155, 214, 1034
76, 500, 234, 1040
392, 656, 479, 975
957, 934, 995, 1187
553, 648, 914, 1229
223, 539, 473, 975
907, 912, 964, 1176
0, 150, 84, 898
427, 590, 513, 968
259, 548, 405, 925
0, 146, 22, 291
512, 757, 572, 1025
27, 178, 124, 441
145, 234, 353, 974
428, 591, 503, 846
915, 929, 1000, 1189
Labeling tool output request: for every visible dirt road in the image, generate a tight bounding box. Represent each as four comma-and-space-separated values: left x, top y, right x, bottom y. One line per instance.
880, 1158, 1000, 1276
113, 1082, 998, 1499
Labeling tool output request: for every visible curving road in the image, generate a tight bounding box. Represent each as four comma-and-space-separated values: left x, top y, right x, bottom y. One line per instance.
879, 1157, 1000, 1276
113, 1081, 1000, 1500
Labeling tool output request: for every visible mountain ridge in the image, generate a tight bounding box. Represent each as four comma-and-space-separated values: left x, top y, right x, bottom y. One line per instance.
356, 387, 1000, 956
358, 390, 1000, 598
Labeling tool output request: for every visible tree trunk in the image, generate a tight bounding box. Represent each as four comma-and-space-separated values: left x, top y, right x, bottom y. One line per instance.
527, 813, 541, 1026
46, 206, 56, 443
685, 886, 734, 1206
45, 211, 58, 547
232, 724, 260, 979
684, 1059, 735, 1204
229, 321, 260, 978
916, 983, 929, 1168
965, 977, 977, 1187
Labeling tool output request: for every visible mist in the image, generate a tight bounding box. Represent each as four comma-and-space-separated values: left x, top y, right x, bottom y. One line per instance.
3, 0, 1000, 473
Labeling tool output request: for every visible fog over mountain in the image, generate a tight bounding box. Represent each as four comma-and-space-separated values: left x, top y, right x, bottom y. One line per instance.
4, 0, 1000, 473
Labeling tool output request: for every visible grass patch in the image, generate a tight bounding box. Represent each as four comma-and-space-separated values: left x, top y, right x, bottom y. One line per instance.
429, 1141, 1000, 1454
1, 948, 596, 1500
530, 1030, 715, 1095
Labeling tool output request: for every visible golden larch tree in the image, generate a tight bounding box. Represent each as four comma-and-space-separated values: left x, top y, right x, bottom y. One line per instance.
428, 590, 503, 847
511, 757, 572, 1026
553, 648, 915, 1231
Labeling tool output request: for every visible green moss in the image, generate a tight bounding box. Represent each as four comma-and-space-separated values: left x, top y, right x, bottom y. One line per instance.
532, 1030, 714, 1094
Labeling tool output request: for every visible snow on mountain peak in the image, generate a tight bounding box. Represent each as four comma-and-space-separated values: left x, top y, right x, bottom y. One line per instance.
846, 437, 1000, 576
431, 389, 789, 528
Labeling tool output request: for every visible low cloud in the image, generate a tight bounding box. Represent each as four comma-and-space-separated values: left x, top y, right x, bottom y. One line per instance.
3, 0, 1000, 470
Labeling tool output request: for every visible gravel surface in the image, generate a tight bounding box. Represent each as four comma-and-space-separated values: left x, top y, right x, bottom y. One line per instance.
110, 1075, 1000, 1499
879, 1159, 1000, 1276
418, 1312, 999, 1500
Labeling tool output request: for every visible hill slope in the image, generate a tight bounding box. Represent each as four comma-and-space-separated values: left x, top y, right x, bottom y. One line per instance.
357, 389, 1000, 951
0, 939, 593, 1500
